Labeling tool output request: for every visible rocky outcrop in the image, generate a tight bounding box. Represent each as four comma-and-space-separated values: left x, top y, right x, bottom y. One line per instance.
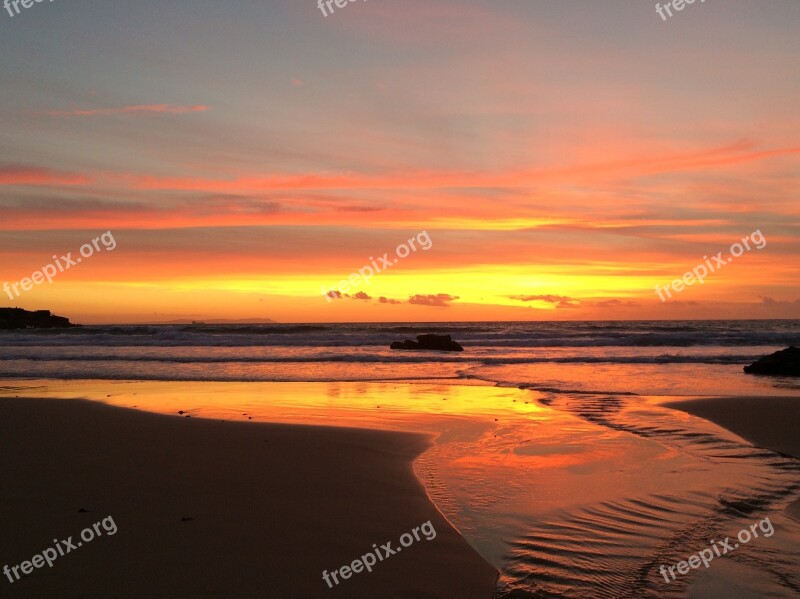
0, 308, 74, 329
744, 347, 800, 376
390, 334, 464, 352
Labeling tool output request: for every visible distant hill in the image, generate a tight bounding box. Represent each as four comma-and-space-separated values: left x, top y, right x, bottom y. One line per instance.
156, 318, 277, 325
0, 308, 75, 329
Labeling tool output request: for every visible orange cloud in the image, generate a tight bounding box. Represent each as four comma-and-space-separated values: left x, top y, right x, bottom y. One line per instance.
0, 165, 91, 186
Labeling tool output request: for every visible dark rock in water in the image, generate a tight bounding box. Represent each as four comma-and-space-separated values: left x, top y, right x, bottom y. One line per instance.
0, 308, 75, 330
390, 340, 417, 350
744, 347, 800, 376
390, 334, 464, 352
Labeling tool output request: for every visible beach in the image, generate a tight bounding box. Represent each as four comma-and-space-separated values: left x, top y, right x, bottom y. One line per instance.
0, 396, 498, 598
663, 395, 800, 459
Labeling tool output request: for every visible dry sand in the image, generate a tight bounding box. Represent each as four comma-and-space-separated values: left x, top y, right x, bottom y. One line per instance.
0, 397, 498, 598
664, 395, 800, 522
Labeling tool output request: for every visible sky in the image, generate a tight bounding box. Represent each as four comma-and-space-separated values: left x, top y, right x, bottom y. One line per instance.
0, 0, 798, 323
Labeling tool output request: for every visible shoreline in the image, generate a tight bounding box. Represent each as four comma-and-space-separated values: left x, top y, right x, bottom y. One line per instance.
663, 395, 800, 521
662, 395, 800, 459
0, 396, 498, 598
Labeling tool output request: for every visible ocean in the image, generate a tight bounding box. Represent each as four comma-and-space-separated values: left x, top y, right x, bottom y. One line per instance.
2, 320, 799, 396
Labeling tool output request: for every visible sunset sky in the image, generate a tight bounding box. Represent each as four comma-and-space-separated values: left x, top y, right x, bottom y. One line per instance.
1, 0, 798, 323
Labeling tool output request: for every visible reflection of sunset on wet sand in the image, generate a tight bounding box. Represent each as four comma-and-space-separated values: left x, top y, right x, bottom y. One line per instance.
3, 379, 799, 597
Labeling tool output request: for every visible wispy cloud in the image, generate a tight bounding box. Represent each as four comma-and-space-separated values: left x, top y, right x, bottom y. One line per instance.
334, 291, 373, 301
510, 295, 640, 309
584, 299, 641, 309
408, 293, 459, 307
510, 294, 578, 308
104, 141, 800, 193
47, 104, 209, 117
0, 164, 91, 186
759, 296, 800, 306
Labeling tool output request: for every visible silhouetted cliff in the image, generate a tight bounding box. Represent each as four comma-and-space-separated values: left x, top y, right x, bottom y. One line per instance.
0, 308, 75, 329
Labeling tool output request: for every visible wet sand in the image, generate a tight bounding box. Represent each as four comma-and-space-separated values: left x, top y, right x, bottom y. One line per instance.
3, 381, 799, 598
0, 397, 498, 598
664, 395, 800, 523
663, 396, 800, 459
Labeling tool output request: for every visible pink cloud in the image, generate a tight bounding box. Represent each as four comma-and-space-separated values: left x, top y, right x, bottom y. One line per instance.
47, 104, 209, 117
109, 140, 800, 193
